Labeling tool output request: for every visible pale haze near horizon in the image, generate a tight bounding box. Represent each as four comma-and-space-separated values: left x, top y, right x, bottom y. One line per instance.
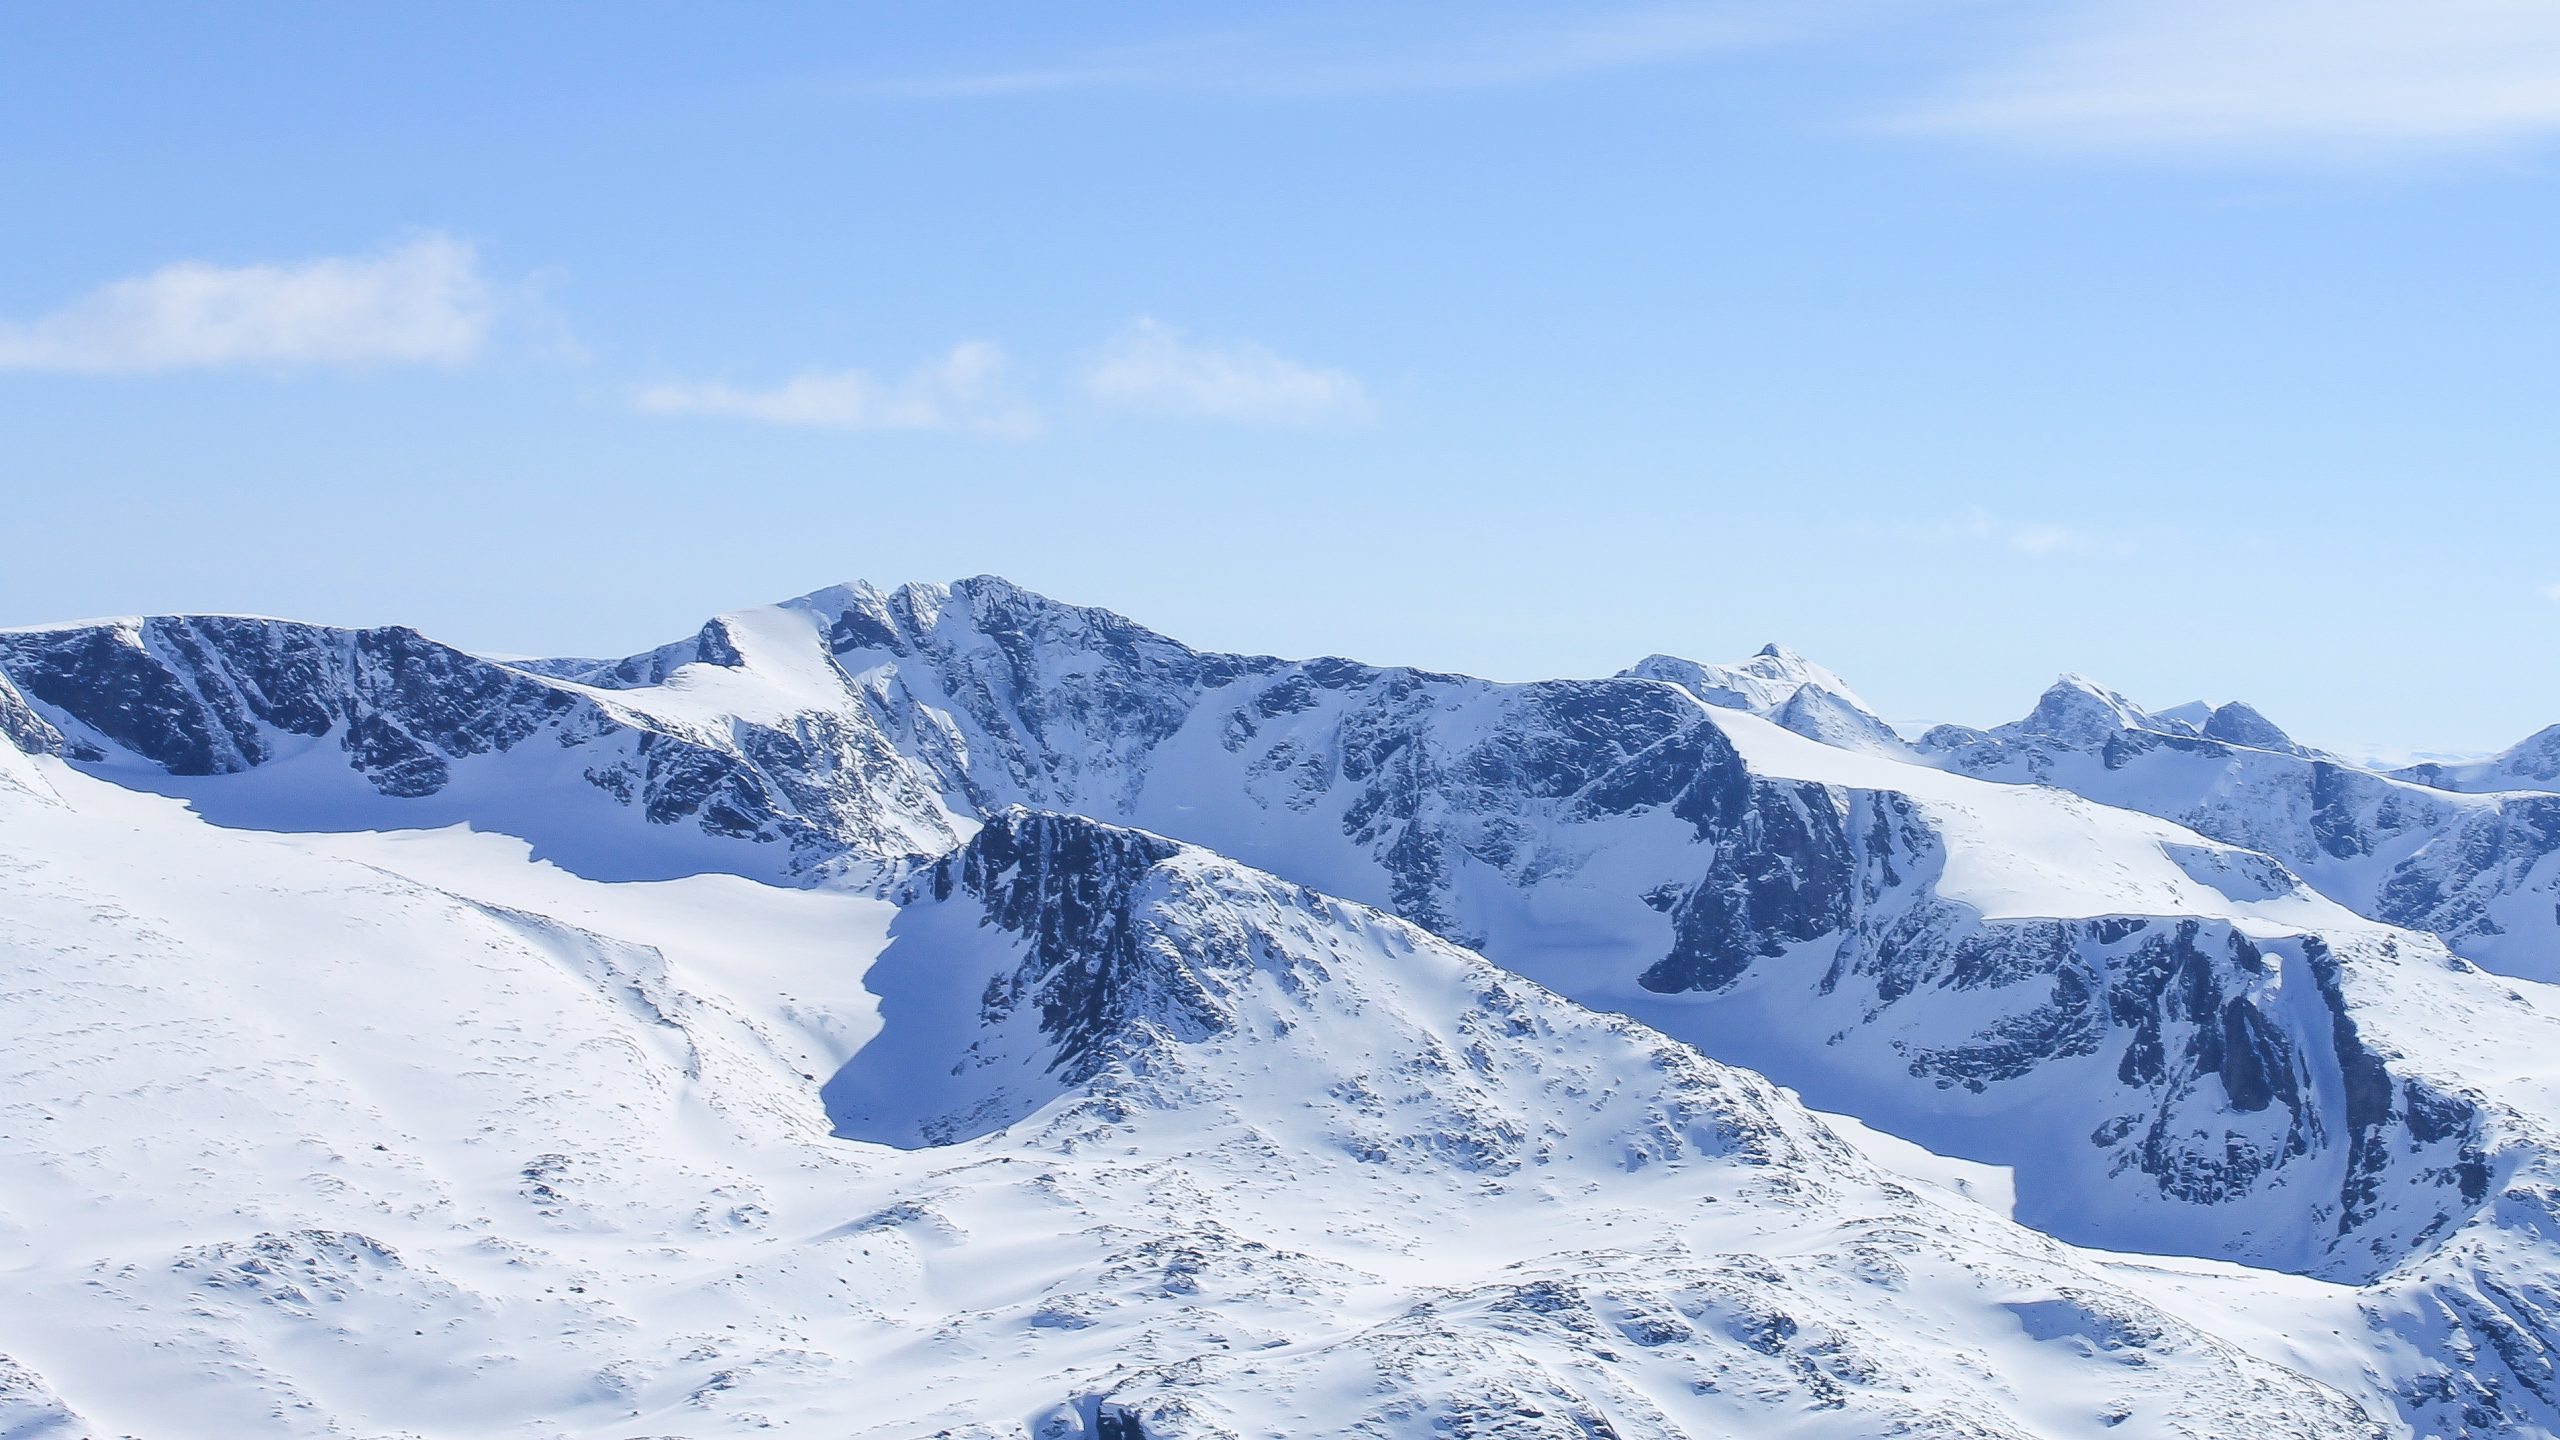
2, 3, 2555, 758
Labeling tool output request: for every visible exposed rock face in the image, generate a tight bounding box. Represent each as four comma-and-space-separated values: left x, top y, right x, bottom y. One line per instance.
1920, 677, 2560, 981
0, 613, 964, 873
8, 577, 2560, 1435
1636, 821, 2490, 1280
0, 617, 572, 781
0, 580, 2519, 1284
0, 584, 1864, 962
0, 773, 2404, 1438
809, 811, 2452, 1438
841, 808, 1828, 1174
0, 669, 62, 757
922, 809, 1200, 1089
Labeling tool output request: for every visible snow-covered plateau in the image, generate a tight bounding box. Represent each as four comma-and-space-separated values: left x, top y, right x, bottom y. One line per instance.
3, 577, 2557, 1438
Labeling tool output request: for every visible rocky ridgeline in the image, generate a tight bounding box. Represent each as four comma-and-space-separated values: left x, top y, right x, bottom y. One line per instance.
1920, 676, 2560, 977
0, 582, 2516, 1276
0, 613, 966, 873
8, 578, 2560, 1434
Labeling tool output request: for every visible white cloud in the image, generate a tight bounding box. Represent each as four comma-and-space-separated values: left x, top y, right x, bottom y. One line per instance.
635, 342, 1035, 435
1907, 0, 2560, 157
0, 234, 493, 373
2541, 582, 2560, 604
1082, 318, 1368, 426
874, 4, 1818, 99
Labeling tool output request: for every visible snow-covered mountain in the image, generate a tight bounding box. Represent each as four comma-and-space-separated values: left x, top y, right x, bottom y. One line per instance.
3, 577, 2558, 1437
0, 766, 2399, 1439
1919, 674, 2560, 981
1620, 645, 1908, 757
2394, 724, 2560, 797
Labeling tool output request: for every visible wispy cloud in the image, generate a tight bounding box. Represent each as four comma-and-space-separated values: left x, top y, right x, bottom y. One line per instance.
1906, 512, 2106, 556
874, 5, 1814, 99
1906, 0, 2560, 159
1893, 510, 2216, 558
1082, 318, 1368, 426
0, 234, 493, 373
2541, 582, 2560, 604
635, 342, 1036, 435
2003, 522, 2082, 557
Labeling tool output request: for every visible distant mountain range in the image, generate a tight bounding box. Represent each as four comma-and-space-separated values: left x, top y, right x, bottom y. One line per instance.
4, 576, 2557, 1438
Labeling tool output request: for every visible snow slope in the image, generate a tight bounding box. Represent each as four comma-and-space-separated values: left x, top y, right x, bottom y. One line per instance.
7, 577, 2560, 1435
1920, 676, 2560, 980
2394, 723, 2560, 797
0, 766, 2394, 1439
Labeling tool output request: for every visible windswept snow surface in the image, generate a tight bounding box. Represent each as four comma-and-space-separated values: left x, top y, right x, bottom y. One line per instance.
1706, 704, 2358, 930
0, 767, 2388, 1439
2394, 724, 2560, 797
6, 576, 2560, 1436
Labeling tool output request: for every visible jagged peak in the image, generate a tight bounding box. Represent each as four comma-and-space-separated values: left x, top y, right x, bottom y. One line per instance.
1626, 644, 1869, 712
2151, 700, 2213, 733
2199, 700, 2302, 754
2001, 673, 2163, 744
774, 576, 896, 616
1988, 679, 2328, 760
2051, 672, 2141, 706
1625, 644, 1905, 759
763, 576, 1215, 672
938, 576, 1211, 658
1771, 683, 1909, 757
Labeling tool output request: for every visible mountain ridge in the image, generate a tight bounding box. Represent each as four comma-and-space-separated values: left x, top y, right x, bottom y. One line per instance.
7, 576, 2560, 1435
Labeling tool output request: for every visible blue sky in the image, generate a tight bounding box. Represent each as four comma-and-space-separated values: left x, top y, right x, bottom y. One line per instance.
4, 3, 2556, 755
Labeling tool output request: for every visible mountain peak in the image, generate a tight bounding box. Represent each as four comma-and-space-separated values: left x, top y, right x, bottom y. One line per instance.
1625, 647, 1902, 756
2393, 720, 2560, 794
1626, 644, 1857, 708
2005, 673, 2161, 744
2199, 700, 2303, 755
